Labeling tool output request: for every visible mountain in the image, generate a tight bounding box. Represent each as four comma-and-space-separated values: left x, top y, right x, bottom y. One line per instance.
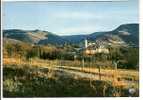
61, 23, 139, 47
37, 33, 66, 45
3, 29, 66, 45
82, 23, 139, 47
3, 23, 139, 47
62, 35, 87, 44
3, 29, 33, 43
112, 23, 139, 46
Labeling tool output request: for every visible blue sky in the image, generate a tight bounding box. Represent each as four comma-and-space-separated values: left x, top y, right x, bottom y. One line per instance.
3, 0, 139, 35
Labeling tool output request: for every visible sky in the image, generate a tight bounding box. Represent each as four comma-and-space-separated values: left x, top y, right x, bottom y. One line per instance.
2, 0, 139, 35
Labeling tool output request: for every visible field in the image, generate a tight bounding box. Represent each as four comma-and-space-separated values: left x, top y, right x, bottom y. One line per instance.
3, 58, 139, 97
3, 0, 140, 97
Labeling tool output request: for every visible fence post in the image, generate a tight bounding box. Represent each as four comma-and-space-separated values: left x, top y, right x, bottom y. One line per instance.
98, 66, 101, 80
82, 57, 84, 70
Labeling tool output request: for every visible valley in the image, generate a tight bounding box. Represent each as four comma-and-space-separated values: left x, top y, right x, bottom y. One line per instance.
3, 23, 139, 97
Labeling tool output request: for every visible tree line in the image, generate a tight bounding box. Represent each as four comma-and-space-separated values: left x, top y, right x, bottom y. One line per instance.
4, 42, 139, 69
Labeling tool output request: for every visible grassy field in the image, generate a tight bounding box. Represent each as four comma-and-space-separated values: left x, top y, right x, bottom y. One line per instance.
3, 58, 139, 97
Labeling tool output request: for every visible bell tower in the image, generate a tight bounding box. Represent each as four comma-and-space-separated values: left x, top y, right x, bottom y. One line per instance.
85, 39, 88, 48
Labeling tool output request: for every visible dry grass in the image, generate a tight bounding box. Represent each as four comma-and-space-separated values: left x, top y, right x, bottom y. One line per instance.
3, 58, 139, 89
3, 64, 139, 97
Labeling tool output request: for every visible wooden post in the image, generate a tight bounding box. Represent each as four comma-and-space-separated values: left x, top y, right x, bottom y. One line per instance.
113, 60, 118, 96
82, 57, 84, 70
98, 66, 101, 80
60, 55, 62, 66
115, 61, 117, 81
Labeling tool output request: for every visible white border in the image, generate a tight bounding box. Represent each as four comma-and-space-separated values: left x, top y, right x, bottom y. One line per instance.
1, 0, 3, 99
2, 0, 128, 1
1, 0, 143, 100
139, 0, 143, 99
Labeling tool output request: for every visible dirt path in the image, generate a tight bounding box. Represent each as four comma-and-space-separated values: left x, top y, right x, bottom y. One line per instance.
38, 65, 139, 89
3, 58, 139, 88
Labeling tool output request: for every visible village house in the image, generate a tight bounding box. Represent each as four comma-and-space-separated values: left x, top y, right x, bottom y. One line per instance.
83, 39, 109, 55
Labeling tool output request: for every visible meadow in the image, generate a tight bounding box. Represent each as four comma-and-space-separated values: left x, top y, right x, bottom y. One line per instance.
3, 41, 139, 97
3, 58, 139, 97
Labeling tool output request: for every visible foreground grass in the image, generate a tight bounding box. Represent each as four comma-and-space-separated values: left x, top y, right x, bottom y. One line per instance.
3, 64, 139, 97
3, 58, 139, 97
3, 58, 139, 83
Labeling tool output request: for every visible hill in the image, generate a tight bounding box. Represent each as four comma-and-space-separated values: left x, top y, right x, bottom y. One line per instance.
3, 23, 139, 47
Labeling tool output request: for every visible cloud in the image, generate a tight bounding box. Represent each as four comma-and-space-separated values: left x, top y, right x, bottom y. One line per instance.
50, 11, 103, 20
56, 26, 102, 35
